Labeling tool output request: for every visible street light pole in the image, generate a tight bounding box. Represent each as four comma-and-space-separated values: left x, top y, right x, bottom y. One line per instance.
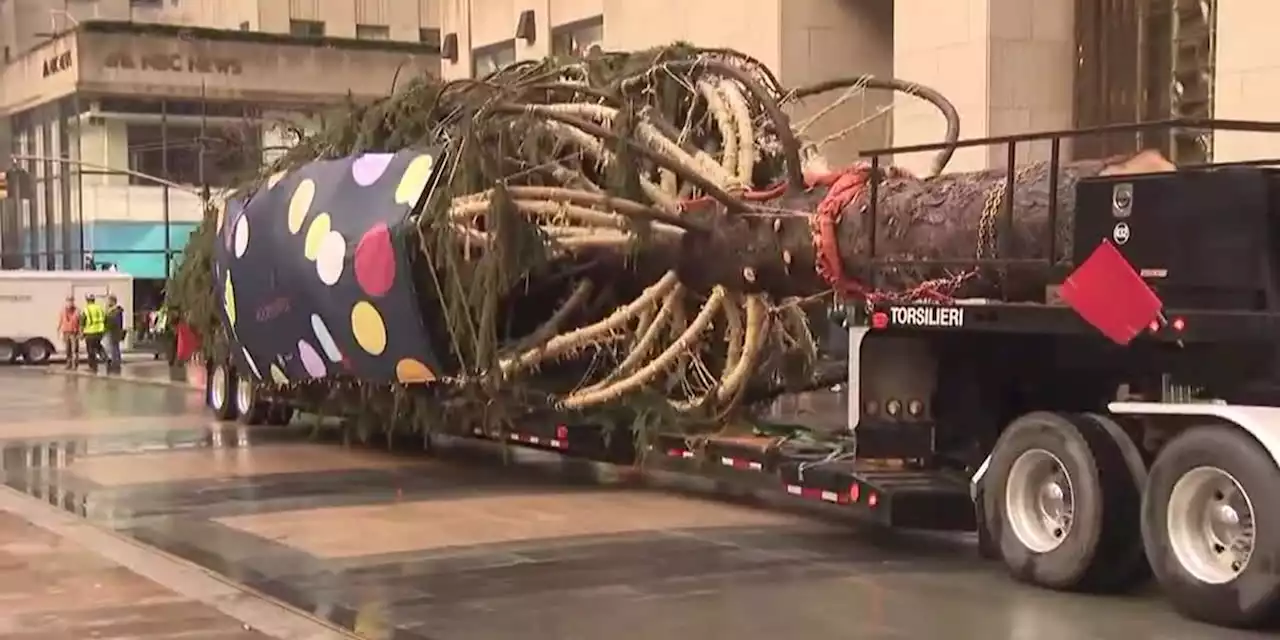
6, 154, 207, 276
9, 155, 200, 195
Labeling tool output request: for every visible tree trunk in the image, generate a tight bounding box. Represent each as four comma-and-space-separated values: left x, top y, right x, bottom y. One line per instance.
675, 157, 1118, 301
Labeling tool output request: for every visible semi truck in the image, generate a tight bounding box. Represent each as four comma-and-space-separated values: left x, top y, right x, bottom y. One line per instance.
197, 114, 1280, 629
0, 270, 134, 364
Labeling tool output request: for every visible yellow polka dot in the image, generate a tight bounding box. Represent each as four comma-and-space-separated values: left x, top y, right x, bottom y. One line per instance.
350, 301, 387, 356
270, 364, 289, 384
395, 358, 436, 384
288, 179, 316, 234
267, 170, 287, 189
223, 272, 236, 326
394, 154, 435, 205
303, 212, 331, 261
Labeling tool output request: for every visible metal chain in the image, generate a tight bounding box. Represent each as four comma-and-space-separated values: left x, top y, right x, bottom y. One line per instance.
975, 163, 1045, 261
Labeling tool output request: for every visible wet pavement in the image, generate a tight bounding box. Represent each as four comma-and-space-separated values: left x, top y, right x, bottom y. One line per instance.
0, 367, 1270, 639
0, 509, 271, 639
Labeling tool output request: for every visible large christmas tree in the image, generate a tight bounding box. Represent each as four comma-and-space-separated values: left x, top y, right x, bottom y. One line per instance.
167, 45, 1167, 442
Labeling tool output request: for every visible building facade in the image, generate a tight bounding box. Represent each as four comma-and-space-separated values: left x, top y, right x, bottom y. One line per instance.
4, 0, 1277, 278
438, 0, 1272, 170
0, 0, 439, 277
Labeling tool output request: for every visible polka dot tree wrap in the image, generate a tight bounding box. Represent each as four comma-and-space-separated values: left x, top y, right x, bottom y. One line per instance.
209, 149, 444, 384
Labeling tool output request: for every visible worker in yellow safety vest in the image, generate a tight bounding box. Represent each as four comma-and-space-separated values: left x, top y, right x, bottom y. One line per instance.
81, 294, 108, 373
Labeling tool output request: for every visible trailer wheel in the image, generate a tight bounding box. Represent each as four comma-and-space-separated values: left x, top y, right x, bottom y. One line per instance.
1080, 413, 1152, 589
234, 377, 269, 425
20, 339, 54, 365
975, 500, 1001, 560
983, 411, 1144, 591
0, 339, 18, 364
208, 362, 238, 420
1142, 425, 1280, 628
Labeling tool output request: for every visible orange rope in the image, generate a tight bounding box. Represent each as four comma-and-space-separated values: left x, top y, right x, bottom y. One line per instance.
681, 163, 970, 303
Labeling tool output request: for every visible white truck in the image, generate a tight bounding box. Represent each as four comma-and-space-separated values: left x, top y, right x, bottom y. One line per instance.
0, 270, 134, 364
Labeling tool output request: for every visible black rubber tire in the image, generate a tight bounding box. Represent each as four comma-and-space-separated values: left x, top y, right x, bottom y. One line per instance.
0, 339, 19, 364
208, 362, 238, 421
20, 339, 54, 365
1080, 413, 1153, 590
266, 403, 295, 426
975, 493, 1001, 560
234, 377, 269, 425
983, 411, 1145, 592
1142, 425, 1280, 628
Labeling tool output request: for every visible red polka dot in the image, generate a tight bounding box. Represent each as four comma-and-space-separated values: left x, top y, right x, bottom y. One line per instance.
354, 223, 397, 297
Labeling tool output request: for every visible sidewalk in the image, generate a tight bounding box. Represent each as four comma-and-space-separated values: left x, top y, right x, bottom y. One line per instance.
0, 505, 269, 639
0, 482, 359, 640
42, 360, 201, 390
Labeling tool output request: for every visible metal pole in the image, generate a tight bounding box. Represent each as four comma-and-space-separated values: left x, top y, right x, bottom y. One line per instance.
73, 95, 85, 268
162, 184, 171, 281
199, 81, 207, 188
9, 155, 200, 195
161, 99, 169, 280
160, 99, 169, 180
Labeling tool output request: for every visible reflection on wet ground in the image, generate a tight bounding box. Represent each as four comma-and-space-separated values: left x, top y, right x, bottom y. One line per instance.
0, 369, 1268, 640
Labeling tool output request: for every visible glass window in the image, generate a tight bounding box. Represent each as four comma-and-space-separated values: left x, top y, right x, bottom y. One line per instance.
472, 41, 516, 77
289, 20, 325, 37
551, 18, 603, 57
419, 27, 441, 48
356, 24, 390, 40
126, 121, 261, 188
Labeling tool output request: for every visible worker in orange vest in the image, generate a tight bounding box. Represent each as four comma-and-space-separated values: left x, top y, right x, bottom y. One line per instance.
56, 296, 82, 370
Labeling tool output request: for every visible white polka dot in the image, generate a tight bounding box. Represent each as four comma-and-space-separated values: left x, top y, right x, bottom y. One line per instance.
233, 214, 250, 258
242, 346, 261, 379
311, 314, 343, 362
315, 230, 346, 286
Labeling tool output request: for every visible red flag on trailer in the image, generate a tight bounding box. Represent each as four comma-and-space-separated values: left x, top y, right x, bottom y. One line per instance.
1060, 240, 1163, 345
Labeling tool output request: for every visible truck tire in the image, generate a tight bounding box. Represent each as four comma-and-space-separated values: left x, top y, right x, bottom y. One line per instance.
1141, 425, 1280, 628
21, 339, 54, 365
975, 497, 1001, 560
234, 377, 270, 425
208, 362, 238, 421
983, 411, 1144, 592
1080, 413, 1152, 589
0, 339, 18, 364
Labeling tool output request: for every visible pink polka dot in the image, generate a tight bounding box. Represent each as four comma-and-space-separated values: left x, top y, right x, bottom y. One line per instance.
351, 153, 395, 186
298, 339, 327, 378
354, 223, 396, 297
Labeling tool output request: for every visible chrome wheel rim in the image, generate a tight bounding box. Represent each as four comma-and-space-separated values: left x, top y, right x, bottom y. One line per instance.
27, 343, 47, 361
0, 344, 13, 361
210, 366, 227, 410
1167, 466, 1255, 585
1005, 448, 1075, 553
236, 378, 254, 414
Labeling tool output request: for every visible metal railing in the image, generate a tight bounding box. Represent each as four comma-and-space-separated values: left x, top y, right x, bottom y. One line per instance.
858, 119, 1280, 290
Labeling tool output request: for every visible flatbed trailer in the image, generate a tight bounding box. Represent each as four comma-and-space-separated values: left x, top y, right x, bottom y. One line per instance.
207, 118, 1280, 629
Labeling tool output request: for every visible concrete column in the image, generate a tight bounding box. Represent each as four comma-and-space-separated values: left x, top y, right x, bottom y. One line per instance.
892, 0, 1074, 174
1213, 0, 1280, 163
